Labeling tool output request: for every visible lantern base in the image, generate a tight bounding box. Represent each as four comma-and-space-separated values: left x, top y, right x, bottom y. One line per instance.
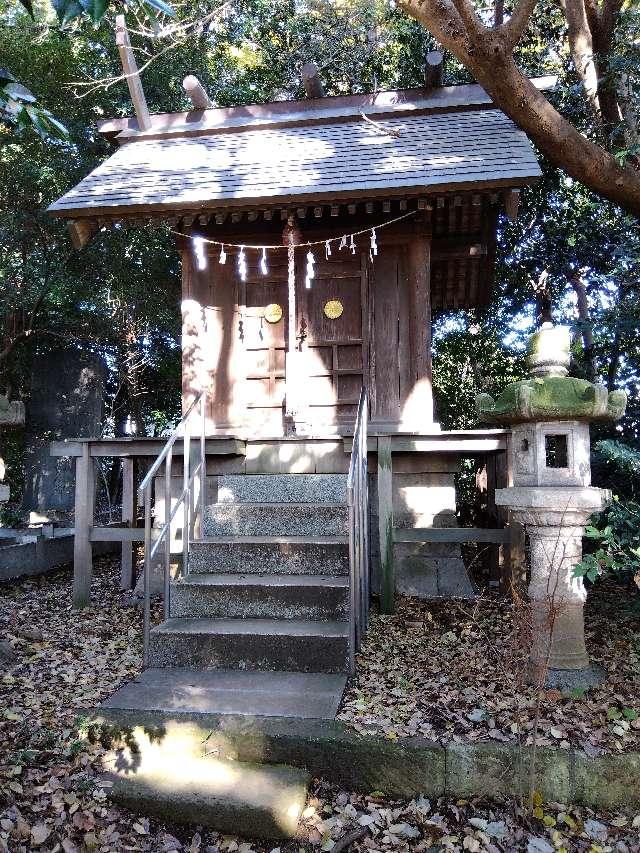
528, 662, 606, 691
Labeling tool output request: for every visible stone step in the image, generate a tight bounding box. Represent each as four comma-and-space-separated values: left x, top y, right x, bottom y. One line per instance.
203, 502, 349, 537
102, 668, 347, 719
217, 473, 347, 504
171, 573, 350, 620
148, 617, 350, 673
189, 536, 349, 576
105, 747, 309, 840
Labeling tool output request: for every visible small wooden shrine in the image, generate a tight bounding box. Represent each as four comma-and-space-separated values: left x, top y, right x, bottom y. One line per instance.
48, 31, 546, 613
49, 46, 543, 440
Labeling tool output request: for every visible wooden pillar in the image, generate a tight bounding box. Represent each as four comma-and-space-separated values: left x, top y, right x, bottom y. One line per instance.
377, 435, 395, 614
73, 443, 95, 609
403, 222, 434, 425
120, 457, 135, 590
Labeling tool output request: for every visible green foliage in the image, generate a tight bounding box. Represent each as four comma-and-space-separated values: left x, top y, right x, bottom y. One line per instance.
575, 442, 640, 598
19, 0, 174, 26
574, 497, 640, 599
432, 312, 526, 431
0, 66, 68, 139
592, 439, 640, 500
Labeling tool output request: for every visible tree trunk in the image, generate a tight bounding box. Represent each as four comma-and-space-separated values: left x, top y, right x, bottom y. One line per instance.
570, 270, 596, 380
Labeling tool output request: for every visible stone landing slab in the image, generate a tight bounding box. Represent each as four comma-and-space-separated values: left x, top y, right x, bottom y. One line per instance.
102, 668, 347, 719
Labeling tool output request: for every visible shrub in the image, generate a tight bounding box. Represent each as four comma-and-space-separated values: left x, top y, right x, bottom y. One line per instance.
575, 497, 640, 600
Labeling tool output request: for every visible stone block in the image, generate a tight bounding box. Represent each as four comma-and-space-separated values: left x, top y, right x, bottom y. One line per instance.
105, 746, 309, 840
203, 502, 348, 537
171, 574, 350, 621
572, 750, 640, 808
446, 743, 572, 804
148, 617, 350, 673
189, 538, 349, 576
245, 441, 349, 474
217, 474, 347, 504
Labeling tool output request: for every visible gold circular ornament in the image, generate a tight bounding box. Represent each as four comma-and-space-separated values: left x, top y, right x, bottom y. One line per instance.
323, 299, 344, 320
263, 303, 283, 324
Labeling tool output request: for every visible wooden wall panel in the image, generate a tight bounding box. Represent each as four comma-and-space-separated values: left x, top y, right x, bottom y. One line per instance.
370, 249, 400, 425
182, 245, 246, 433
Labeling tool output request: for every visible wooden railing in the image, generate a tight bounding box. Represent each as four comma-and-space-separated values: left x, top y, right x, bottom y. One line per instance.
138, 392, 206, 664
346, 387, 370, 673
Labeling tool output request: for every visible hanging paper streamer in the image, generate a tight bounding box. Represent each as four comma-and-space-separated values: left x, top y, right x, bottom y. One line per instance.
370, 228, 378, 257
305, 249, 316, 289
238, 246, 247, 281
219, 244, 227, 265
338, 235, 347, 251
349, 234, 356, 255
192, 236, 207, 271
260, 247, 268, 276
325, 240, 332, 259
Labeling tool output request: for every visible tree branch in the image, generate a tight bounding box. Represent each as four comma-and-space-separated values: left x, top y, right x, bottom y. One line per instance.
398, 0, 640, 216
501, 0, 538, 47
451, 0, 486, 36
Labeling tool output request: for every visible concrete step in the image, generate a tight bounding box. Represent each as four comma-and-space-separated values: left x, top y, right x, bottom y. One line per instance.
217, 474, 347, 504
171, 573, 350, 620
148, 617, 350, 673
203, 502, 348, 537
105, 746, 309, 840
189, 536, 349, 576
102, 668, 347, 719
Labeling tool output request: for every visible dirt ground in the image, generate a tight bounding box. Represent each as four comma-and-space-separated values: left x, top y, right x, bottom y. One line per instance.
1, 559, 639, 852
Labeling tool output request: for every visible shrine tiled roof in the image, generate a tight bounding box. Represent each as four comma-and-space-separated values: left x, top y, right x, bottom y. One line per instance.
48, 82, 545, 219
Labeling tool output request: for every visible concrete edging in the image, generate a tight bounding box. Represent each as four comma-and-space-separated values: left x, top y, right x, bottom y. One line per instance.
90, 710, 640, 810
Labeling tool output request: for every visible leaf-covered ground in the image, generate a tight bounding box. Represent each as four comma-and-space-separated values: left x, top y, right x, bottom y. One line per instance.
1, 559, 639, 852
338, 584, 640, 754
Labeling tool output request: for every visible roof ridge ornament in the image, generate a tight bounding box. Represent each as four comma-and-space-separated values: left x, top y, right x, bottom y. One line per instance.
115, 15, 152, 132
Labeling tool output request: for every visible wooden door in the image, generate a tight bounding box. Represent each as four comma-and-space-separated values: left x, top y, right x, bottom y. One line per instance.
241, 252, 289, 434
300, 250, 367, 431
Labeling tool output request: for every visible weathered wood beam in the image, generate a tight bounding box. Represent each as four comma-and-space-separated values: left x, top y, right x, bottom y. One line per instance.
406, 223, 434, 424
73, 443, 95, 609
301, 62, 324, 98
183, 75, 214, 110
425, 50, 444, 88
377, 436, 395, 615
504, 188, 520, 220
67, 219, 98, 250
393, 527, 511, 544
120, 457, 135, 589
115, 15, 152, 132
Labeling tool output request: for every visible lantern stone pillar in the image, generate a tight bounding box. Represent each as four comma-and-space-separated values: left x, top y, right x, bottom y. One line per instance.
477, 323, 627, 689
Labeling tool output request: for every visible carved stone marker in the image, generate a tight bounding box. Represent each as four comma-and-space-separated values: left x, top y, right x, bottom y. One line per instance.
0, 395, 26, 504
477, 323, 627, 688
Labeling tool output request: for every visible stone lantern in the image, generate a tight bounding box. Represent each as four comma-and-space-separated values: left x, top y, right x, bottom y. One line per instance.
476, 323, 627, 688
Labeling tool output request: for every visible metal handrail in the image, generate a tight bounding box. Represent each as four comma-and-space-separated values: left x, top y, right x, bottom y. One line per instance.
346, 386, 370, 673
139, 391, 206, 664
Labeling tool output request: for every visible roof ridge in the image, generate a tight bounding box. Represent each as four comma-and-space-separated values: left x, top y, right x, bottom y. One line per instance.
96, 77, 556, 146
